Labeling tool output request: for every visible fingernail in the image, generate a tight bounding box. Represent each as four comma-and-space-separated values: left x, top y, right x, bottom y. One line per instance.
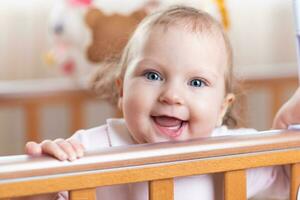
69, 155, 76, 161
59, 153, 67, 160
78, 151, 84, 157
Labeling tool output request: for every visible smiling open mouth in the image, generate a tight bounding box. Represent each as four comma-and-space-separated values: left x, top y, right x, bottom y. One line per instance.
152, 116, 187, 139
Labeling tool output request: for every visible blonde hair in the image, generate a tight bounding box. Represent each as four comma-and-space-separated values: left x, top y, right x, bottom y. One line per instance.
90, 6, 240, 127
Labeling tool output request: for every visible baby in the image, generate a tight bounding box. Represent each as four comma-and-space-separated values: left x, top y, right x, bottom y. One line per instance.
26, 6, 293, 200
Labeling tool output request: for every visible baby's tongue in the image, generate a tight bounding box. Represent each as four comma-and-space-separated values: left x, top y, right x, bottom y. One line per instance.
153, 116, 182, 127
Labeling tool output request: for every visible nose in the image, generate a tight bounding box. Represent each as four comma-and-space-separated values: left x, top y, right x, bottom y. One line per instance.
158, 83, 184, 105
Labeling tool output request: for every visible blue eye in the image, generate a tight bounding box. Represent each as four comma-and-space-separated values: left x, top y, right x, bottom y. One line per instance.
189, 79, 206, 87
144, 71, 162, 81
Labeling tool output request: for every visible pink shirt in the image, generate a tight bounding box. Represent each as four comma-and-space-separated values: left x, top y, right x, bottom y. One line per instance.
58, 118, 289, 200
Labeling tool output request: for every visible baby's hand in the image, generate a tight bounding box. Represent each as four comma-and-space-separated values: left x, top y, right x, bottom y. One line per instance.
272, 87, 300, 129
25, 138, 85, 161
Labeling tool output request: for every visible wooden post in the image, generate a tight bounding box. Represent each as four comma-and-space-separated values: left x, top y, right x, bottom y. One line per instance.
149, 178, 174, 200
290, 163, 300, 199
24, 102, 40, 142
271, 83, 283, 124
69, 188, 96, 200
224, 170, 246, 200
70, 98, 84, 134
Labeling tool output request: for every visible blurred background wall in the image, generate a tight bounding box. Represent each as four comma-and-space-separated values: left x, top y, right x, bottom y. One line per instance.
0, 0, 298, 155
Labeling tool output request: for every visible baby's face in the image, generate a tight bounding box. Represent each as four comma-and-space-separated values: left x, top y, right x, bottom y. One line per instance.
120, 25, 232, 143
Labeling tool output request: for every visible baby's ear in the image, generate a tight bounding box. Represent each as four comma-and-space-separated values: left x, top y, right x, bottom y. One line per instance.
115, 78, 123, 110
225, 93, 235, 107
115, 78, 123, 97
218, 93, 235, 126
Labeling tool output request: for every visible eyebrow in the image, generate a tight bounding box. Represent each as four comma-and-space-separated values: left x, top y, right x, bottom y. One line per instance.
135, 58, 160, 67
132, 58, 162, 72
191, 68, 219, 80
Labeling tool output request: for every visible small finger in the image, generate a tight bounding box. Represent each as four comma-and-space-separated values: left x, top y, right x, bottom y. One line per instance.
41, 140, 68, 161
25, 141, 42, 156
55, 139, 77, 161
67, 138, 85, 158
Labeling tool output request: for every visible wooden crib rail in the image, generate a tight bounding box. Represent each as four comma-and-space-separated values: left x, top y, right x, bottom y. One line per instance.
0, 78, 97, 142
1, 130, 300, 199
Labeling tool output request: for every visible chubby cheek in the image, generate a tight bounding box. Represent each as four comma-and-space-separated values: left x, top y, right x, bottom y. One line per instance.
190, 109, 219, 137
122, 95, 146, 143
189, 95, 224, 137
121, 81, 157, 143
123, 88, 143, 122
123, 82, 152, 115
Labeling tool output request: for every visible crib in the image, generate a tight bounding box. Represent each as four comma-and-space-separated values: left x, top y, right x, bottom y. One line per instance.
1, 129, 300, 199
0, 75, 299, 200
1, 0, 300, 198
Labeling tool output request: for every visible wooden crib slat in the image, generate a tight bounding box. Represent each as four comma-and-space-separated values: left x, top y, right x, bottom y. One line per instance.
224, 170, 246, 200
70, 99, 84, 134
271, 83, 283, 122
290, 163, 300, 199
24, 102, 40, 142
149, 178, 174, 200
69, 188, 96, 200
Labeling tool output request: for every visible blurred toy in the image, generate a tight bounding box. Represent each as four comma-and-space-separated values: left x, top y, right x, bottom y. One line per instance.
44, 0, 152, 77
44, 0, 92, 76
44, 0, 229, 77
85, 7, 146, 63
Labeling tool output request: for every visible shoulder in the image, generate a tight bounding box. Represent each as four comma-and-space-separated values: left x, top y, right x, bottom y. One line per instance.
70, 118, 134, 151
70, 124, 110, 151
106, 118, 135, 146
